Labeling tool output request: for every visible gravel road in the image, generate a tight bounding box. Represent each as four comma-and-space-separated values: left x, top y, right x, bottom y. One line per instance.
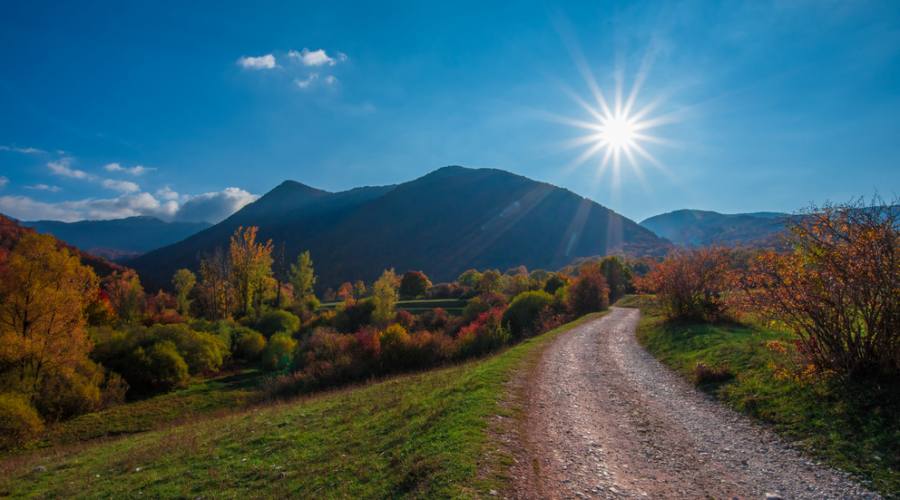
511, 307, 878, 499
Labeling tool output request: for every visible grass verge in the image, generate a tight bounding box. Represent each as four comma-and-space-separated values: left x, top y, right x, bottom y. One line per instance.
0, 314, 599, 498
629, 296, 899, 496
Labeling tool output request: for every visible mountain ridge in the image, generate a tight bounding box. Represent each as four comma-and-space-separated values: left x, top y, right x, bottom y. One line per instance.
131, 166, 670, 291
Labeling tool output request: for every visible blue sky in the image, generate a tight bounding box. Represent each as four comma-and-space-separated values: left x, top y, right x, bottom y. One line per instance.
1, 0, 898, 223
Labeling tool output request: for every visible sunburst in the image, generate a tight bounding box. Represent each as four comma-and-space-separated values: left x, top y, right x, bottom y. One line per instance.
555, 61, 676, 190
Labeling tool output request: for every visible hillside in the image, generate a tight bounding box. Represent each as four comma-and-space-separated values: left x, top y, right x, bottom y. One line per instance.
0, 314, 597, 498
130, 166, 670, 291
0, 214, 125, 276
25, 216, 211, 260
640, 209, 790, 248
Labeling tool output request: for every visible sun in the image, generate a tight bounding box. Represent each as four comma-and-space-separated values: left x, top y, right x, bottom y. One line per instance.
600, 114, 637, 152
551, 61, 677, 190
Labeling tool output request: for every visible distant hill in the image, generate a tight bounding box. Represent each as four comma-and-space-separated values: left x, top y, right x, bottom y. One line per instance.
131, 166, 670, 291
25, 217, 211, 260
0, 214, 125, 276
640, 209, 791, 248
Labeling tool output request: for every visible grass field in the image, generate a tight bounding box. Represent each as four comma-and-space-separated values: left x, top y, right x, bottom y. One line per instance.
0, 314, 601, 498
629, 296, 899, 495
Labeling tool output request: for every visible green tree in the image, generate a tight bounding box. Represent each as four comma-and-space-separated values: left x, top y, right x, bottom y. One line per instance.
599, 256, 633, 303
289, 250, 317, 304
371, 269, 400, 326
172, 268, 197, 317
502, 290, 553, 338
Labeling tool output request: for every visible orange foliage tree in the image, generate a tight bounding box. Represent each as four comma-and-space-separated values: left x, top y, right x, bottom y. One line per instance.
745, 199, 899, 380
567, 262, 610, 316
638, 247, 735, 321
0, 233, 98, 399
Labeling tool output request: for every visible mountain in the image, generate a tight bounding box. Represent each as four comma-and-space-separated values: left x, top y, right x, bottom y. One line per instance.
639, 209, 791, 248
131, 166, 670, 291
25, 216, 211, 260
0, 214, 126, 276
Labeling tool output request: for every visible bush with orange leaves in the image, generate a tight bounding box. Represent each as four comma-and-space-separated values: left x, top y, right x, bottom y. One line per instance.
637, 247, 736, 322
745, 199, 899, 381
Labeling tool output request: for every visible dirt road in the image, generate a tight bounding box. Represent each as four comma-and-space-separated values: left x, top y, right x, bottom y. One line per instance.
511, 307, 877, 499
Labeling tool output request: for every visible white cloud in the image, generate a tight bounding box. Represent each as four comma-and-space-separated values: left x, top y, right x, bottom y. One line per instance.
0, 176, 8, 188
0, 145, 45, 155
104, 163, 154, 176
101, 179, 140, 193
175, 187, 258, 223
156, 186, 180, 201
295, 73, 319, 89
289, 48, 342, 67
48, 158, 92, 180
0, 187, 257, 223
26, 184, 61, 192
324, 75, 337, 85
237, 54, 276, 70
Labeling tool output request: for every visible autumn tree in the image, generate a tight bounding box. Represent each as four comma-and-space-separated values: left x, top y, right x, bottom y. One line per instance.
599, 256, 634, 303
478, 269, 502, 294
198, 247, 233, 320
336, 282, 355, 304
371, 268, 400, 326
567, 262, 610, 316
353, 280, 367, 299
399, 270, 432, 298
0, 234, 98, 400
103, 269, 145, 324
745, 199, 899, 380
228, 226, 273, 317
639, 248, 735, 322
172, 268, 196, 317
289, 250, 316, 305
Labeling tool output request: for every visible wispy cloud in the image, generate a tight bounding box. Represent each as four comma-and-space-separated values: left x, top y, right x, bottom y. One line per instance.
104, 162, 154, 176
0, 176, 8, 188
26, 184, 61, 192
289, 48, 345, 67
101, 179, 140, 193
48, 158, 92, 179
237, 54, 277, 70
0, 187, 257, 223
0, 145, 45, 155
295, 73, 319, 89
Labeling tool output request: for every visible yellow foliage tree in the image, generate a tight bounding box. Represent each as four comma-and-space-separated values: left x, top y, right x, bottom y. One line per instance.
0, 233, 98, 398
228, 226, 273, 317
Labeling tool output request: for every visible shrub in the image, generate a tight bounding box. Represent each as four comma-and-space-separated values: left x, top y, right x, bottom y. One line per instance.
638, 248, 732, 321
254, 310, 300, 337
599, 256, 633, 303
746, 199, 899, 381
261, 333, 297, 372
233, 328, 267, 361
463, 292, 507, 322
399, 270, 432, 298
292, 328, 363, 386
457, 308, 510, 358
503, 290, 554, 338
333, 299, 375, 333
35, 359, 104, 421
379, 324, 411, 371
567, 263, 611, 316
543, 274, 568, 294
0, 393, 44, 449
142, 341, 190, 392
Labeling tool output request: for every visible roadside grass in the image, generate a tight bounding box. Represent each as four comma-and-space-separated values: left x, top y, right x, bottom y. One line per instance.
628, 296, 899, 495
0, 314, 601, 498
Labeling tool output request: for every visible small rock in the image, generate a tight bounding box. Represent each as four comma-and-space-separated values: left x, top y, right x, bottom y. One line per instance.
765, 494, 784, 500
134, 467, 142, 472
32, 465, 47, 473
489, 489, 498, 496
